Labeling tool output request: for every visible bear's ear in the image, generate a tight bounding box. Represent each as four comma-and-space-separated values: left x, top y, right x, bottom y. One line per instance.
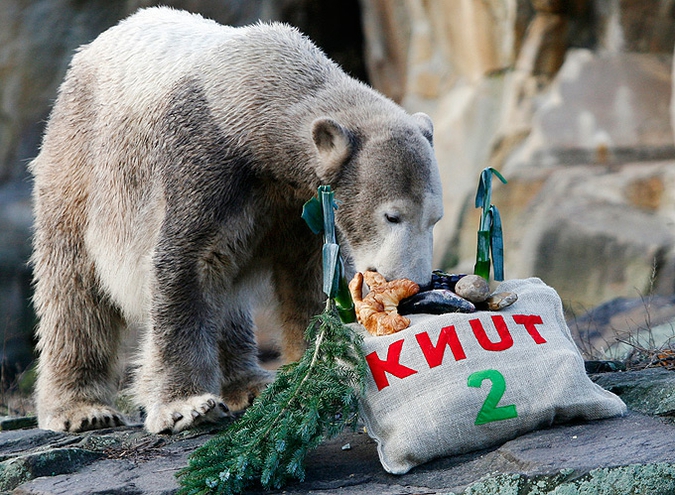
412, 112, 434, 145
312, 117, 353, 180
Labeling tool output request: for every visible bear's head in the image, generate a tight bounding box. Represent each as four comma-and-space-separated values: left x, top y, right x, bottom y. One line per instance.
311, 112, 443, 287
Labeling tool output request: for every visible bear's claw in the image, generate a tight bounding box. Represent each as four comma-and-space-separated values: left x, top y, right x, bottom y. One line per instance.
144, 393, 230, 434
39, 404, 126, 433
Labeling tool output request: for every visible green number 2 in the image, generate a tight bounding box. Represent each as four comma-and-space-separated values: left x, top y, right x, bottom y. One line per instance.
467, 369, 518, 425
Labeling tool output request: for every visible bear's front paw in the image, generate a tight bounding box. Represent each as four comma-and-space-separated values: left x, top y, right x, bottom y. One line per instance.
39, 404, 126, 432
144, 394, 230, 434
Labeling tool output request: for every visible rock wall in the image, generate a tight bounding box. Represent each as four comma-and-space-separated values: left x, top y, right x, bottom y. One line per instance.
359, 0, 675, 311
2, 0, 675, 379
0, 0, 129, 384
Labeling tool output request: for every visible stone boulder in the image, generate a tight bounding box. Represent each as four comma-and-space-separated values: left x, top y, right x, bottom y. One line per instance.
450, 160, 675, 310
505, 50, 675, 170
568, 293, 675, 358
442, 48, 675, 310
593, 368, 675, 416
3, 368, 675, 494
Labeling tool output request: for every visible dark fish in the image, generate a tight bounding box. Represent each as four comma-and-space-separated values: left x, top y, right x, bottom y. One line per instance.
398, 289, 476, 315
419, 270, 467, 292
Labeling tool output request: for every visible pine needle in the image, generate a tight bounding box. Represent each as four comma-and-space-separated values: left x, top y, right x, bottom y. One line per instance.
176, 302, 366, 495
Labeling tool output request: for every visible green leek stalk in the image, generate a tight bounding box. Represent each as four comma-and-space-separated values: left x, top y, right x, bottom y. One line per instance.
475, 229, 492, 281
474, 168, 507, 282
302, 186, 356, 323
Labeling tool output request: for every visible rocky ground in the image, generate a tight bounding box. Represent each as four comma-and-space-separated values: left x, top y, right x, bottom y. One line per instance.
1, 367, 675, 495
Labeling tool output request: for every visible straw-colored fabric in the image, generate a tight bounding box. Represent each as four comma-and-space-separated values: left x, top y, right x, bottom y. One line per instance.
357, 278, 626, 474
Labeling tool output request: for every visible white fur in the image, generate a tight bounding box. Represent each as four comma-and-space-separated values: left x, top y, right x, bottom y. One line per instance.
352, 188, 444, 285
31, 7, 444, 435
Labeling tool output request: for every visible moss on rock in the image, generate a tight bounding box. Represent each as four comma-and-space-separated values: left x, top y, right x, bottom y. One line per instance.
0, 447, 101, 491
457, 463, 675, 495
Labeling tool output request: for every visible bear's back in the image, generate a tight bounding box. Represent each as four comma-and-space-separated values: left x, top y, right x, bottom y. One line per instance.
69, 7, 338, 110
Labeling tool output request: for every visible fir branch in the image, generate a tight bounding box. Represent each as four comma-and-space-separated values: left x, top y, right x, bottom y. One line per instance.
176, 303, 366, 495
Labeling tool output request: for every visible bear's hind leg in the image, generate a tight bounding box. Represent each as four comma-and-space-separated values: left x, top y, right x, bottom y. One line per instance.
271, 229, 323, 363
33, 247, 126, 432
218, 308, 274, 411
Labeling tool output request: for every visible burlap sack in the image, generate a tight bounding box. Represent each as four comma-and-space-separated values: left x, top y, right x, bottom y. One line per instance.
357, 278, 627, 475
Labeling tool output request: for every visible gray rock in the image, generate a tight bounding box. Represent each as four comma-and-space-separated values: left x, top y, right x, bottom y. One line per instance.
3, 377, 675, 495
0, 428, 70, 456
485, 291, 518, 311
460, 463, 675, 495
0, 448, 101, 492
507, 50, 675, 171
0, 416, 37, 431
454, 275, 491, 303
472, 161, 675, 312
444, 47, 675, 315
591, 367, 675, 417
568, 294, 675, 356
13, 457, 182, 495
259, 411, 675, 494
1, 424, 210, 493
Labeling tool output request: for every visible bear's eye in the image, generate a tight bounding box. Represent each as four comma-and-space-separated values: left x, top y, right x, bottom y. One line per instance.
385, 213, 401, 224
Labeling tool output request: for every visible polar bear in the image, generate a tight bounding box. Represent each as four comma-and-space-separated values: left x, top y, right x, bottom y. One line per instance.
30, 7, 443, 434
